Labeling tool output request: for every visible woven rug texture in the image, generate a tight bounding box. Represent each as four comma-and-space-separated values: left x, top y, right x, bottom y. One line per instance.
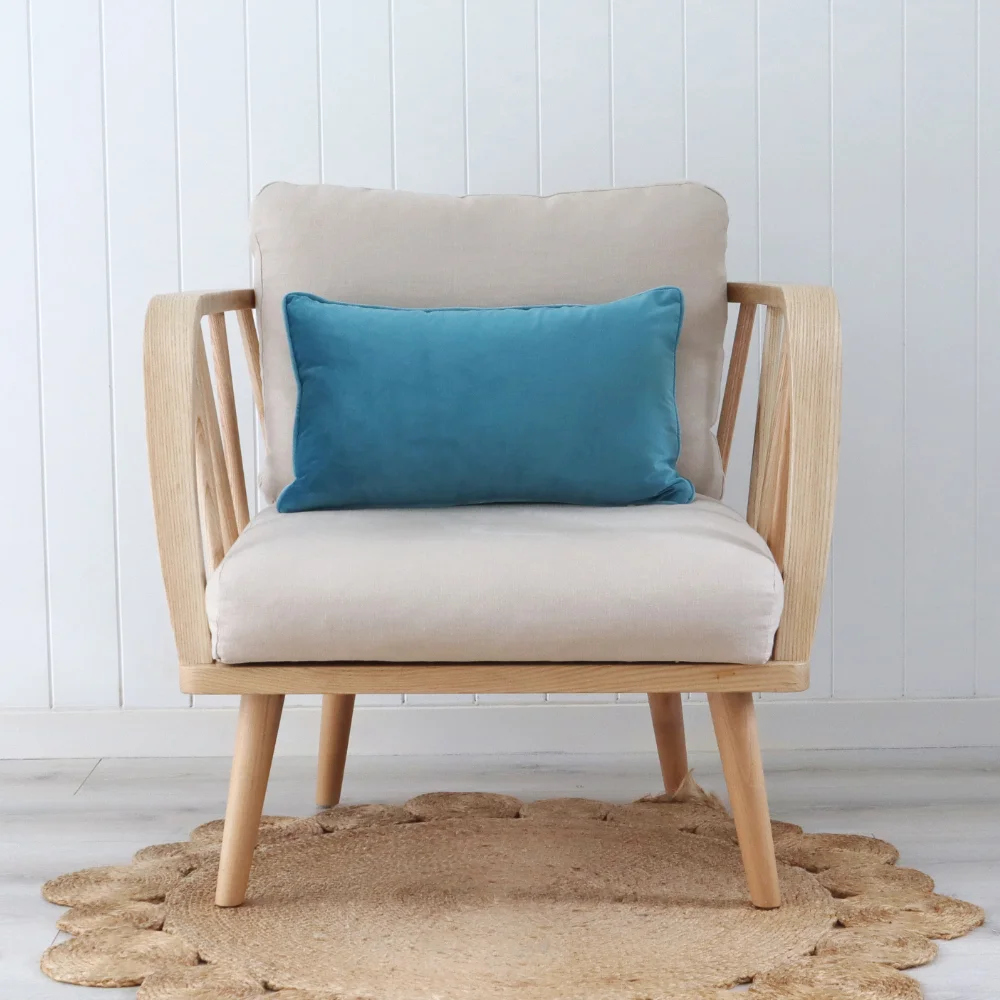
39, 779, 984, 1000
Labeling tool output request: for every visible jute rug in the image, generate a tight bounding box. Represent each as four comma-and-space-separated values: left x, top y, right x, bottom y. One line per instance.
39, 779, 983, 999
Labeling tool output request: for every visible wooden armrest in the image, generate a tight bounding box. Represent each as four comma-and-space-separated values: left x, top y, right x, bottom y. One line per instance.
144, 289, 256, 664
725, 283, 842, 663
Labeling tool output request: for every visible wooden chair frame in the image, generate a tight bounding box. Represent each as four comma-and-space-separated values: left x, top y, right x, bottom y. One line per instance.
144, 282, 841, 909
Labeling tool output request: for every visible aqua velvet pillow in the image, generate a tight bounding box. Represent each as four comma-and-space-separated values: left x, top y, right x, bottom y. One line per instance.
276, 288, 695, 512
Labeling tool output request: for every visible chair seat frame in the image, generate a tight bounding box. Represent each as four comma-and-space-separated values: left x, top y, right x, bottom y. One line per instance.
144, 282, 841, 910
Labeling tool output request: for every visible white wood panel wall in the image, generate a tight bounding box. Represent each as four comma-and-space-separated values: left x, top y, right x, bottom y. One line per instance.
2, 0, 998, 738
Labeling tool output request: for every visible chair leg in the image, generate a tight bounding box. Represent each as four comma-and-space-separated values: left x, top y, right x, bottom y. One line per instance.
647, 692, 689, 795
316, 693, 355, 808
707, 691, 781, 909
215, 693, 284, 907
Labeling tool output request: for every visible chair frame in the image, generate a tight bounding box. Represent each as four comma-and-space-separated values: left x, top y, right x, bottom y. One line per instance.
144, 281, 841, 910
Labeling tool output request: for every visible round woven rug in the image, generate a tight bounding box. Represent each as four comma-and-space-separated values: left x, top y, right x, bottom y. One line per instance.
40, 780, 983, 1000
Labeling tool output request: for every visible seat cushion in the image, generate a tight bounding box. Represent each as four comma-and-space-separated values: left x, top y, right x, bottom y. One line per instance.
251, 182, 729, 503
205, 499, 783, 665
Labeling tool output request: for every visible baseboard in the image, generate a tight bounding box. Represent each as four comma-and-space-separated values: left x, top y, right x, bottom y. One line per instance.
2, 697, 999, 758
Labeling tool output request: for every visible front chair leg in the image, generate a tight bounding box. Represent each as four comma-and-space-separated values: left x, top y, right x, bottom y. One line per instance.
707, 691, 781, 909
216, 693, 284, 907
647, 693, 689, 795
316, 694, 355, 808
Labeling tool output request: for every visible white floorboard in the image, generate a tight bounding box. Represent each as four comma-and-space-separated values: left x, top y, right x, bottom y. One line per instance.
1, 749, 997, 998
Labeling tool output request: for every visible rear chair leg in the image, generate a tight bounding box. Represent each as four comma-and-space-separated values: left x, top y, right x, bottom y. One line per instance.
708, 691, 781, 908
215, 693, 284, 907
647, 692, 689, 795
316, 694, 356, 808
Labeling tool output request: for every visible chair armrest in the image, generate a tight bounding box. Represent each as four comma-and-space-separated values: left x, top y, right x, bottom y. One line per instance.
726, 283, 842, 663
144, 289, 255, 664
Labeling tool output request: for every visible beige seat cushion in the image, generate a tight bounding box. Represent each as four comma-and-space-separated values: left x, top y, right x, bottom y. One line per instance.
251, 182, 729, 502
205, 499, 783, 666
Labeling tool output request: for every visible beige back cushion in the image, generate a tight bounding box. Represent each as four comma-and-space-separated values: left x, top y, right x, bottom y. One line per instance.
251, 182, 729, 502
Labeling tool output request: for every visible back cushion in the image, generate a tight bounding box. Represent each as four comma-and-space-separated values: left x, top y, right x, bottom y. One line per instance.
251, 182, 729, 501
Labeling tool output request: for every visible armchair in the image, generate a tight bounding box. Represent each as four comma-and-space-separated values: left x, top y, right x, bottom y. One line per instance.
144, 183, 840, 911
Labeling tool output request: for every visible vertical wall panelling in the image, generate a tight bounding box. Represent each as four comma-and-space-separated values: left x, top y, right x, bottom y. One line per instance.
758, 0, 833, 699
319, 0, 393, 189
174, 0, 250, 291
978, 3, 1000, 696
5, 4, 1000, 733
30, 0, 121, 707
465, 0, 538, 195
0, 1, 49, 708
247, 0, 321, 191
904, 2, 978, 698
611, 0, 684, 187
391, 0, 466, 195
103, 0, 186, 708
537, 0, 612, 195
976, 3, 1000, 697
174, 0, 252, 708
684, 1, 759, 520
830, 0, 905, 699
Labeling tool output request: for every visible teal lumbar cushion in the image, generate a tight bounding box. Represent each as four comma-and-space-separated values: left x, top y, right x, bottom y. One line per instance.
276, 288, 695, 512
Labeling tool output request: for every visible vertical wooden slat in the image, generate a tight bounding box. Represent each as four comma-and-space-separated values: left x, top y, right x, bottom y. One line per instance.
236, 308, 265, 428
717, 302, 757, 472
208, 313, 250, 531
747, 306, 786, 530
194, 335, 238, 555
755, 354, 791, 570
194, 416, 226, 575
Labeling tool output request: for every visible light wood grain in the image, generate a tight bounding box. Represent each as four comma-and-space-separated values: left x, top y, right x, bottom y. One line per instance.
235, 307, 265, 429
145, 289, 253, 665
316, 694, 355, 807
216, 693, 284, 907
208, 312, 250, 531
717, 300, 756, 472
194, 336, 238, 557
179, 661, 809, 695
647, 692, 688, 795
708, 691, 781, 908
729, 283, 842, 663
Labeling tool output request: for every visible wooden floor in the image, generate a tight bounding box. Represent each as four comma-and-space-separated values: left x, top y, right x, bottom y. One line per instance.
2, 748, 998, 998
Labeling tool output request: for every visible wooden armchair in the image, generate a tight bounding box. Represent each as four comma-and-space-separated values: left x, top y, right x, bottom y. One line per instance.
144, 184, 840, 911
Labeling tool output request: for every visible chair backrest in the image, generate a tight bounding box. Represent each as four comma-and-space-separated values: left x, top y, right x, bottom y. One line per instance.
251, 182, 729, 502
